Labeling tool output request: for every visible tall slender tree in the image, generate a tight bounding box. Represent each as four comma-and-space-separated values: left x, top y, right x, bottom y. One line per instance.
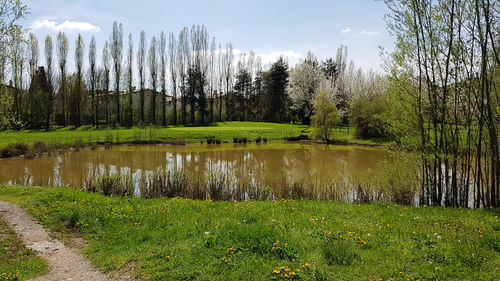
102, 41, 111, 126
178, 27, 189, 124
159, 31, 167, 126
7, 26, 25, 123
88, 36, 97, 127
137, 31, 146, 125
28, 33, 38, 127
0, 1, 27, 84
44, 35, 53, 129
168, 32, 178, 125
74, 33, 84, 127
217, 43, 223, 121
223, 42, 234, 120
209, 37, 216, 122
111, 21, 123, 125
148, 36, 158, 124
56, 31, 68, 126
127, 33, 133, 126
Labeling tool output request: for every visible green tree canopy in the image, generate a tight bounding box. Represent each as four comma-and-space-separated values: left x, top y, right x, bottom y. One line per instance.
310, 91, 340, 141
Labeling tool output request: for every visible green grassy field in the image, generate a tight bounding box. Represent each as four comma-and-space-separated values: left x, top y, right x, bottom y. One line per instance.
0, 217, 48, 280
0, 122, 304, 148
0, 186, 498, 280
0, 122, 391, 151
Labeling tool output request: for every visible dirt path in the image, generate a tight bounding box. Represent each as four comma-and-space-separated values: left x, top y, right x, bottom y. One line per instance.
0, 201, 109, 281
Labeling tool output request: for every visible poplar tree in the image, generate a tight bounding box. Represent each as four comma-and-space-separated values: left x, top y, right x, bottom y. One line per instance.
56, 31, 68, 126
148, 36, 158, 124
44, 35, 53, 129
137, 31, 146, 125
111, 21, 123, 125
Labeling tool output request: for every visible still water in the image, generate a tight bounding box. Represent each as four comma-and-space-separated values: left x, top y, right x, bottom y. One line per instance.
0, 143, 388, 198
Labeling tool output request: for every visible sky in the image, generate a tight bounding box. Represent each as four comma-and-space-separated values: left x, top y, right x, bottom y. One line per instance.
22, 0, 393, 72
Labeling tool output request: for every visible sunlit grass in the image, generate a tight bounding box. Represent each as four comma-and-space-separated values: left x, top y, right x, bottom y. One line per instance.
0, 122, 392, 151
0, 122, 306, 149
0, 186, 498, 280
0, 217, 48, 281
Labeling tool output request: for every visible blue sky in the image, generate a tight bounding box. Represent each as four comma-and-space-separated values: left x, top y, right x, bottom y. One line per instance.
22, 0, 392, 71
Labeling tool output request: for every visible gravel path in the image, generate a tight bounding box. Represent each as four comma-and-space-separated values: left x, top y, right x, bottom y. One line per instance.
0, 201, 109, 281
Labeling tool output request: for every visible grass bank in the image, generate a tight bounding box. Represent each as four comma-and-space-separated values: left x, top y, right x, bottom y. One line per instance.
0, 186, 498, 280
0, 217, 48, 280
0, 122, 306, 149
0, 122, 392, 154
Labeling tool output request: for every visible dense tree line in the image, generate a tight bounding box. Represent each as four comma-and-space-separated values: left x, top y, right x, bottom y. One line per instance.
0, 1, 367, 130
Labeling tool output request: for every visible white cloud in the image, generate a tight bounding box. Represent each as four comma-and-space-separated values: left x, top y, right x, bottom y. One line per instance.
257, 50, 302, 65
30, 19, 101, 32
341, 27, 352, 33
353, 30, 380, 38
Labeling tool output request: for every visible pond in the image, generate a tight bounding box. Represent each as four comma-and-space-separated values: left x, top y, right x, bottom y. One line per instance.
0, 143, 389, 200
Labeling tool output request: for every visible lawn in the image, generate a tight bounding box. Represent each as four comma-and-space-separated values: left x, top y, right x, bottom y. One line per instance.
0, 122, 305, 149
0, 217, 48, 280
0, 122, 391, 151
0, 186, 498, 280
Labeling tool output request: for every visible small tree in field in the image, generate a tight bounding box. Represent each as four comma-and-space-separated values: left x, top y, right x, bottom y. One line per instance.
310, 91, 340, 141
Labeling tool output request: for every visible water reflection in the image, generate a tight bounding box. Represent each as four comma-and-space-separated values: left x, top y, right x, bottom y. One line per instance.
0, 143, 388, 196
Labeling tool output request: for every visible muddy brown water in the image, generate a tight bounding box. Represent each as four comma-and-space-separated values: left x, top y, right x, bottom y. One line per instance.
0, 143, 388, 198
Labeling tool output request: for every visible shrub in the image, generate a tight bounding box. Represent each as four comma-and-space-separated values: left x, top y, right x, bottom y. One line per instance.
349, 95, 389, 138
74, 139, 85, 151
86, 174, 132, 196
1, 143, 29, 158
284, 134, 309, 141
32, 141, 47, 154
168, 139, 186, 146
206, 136, 220, 145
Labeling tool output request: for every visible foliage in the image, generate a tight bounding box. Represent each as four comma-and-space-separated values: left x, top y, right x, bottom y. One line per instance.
310, 91, 340, 141
384, 0, 500, 207
262, 57, 289, 123
0, 85, 19, 130
287, 57, 324, 124
1, 142, 27, 158
230, 68, 252, 121
349, 95, 388, 138
381, 75, 421, 148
